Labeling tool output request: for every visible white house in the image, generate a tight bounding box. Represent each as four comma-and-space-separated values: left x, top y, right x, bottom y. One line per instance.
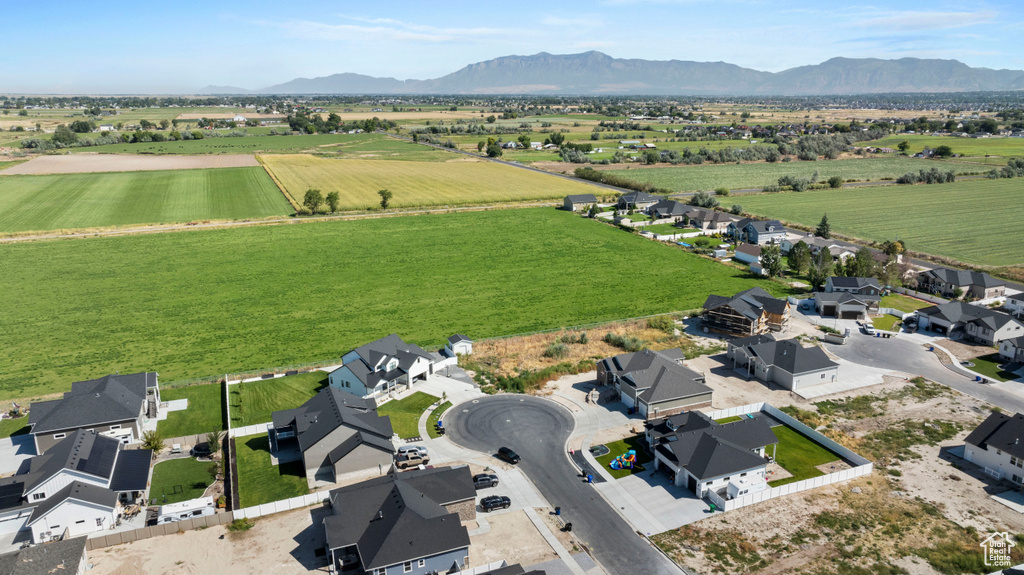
999, 336, 1024, 364
232, 114, 247, 123
733, 244, 761, 265
328, 334, 436, 399
1007, 293, 1024, 318
964, 411, 1024, 483
29, 482, 118, 542
726, 334, 839, 392
445, 334, 473, 356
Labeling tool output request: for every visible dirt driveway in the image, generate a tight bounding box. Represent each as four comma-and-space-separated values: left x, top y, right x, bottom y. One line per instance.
3, 154, 259, 174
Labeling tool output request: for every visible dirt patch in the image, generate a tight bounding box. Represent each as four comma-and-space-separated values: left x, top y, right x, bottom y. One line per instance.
2, 154, 259, 174
938, 338, 996, 362
470, 510, 557, 567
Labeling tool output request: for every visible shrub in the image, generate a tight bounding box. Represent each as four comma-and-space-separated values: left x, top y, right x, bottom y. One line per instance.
730, 204, 743, 215
544, 342, 570, 359
578, 332, 589, 345
827, 175, 843, 188
762, 184, 781, 193
603, 333, 645, 352
227, 518, 254, 532
714, 187, 729, 196
647, 315, 675, 333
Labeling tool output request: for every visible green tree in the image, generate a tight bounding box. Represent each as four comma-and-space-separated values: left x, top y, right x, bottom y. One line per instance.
159, 119, 170, 130
206, 431, 224, 456
844, 247, 876, 278
485, 137, 502, 158
378, 188, 393, 209
897, 140, 910, 153
934, 145, 953, 157
807, 249, 834, 290
325, 191, 340, 213
642, 150, 659, 164
69, 120, 95, 133
477, 140, 485, 152
142, 430, 164, 454
827, 175, 843, 189
545, 132, 565, 147
881, 239, 906, 257
51, 124, 78, 146
485, 115, 496, 124
139, 119, 155, 130
302, 188, 324, 214
517, 134, 531, 149
760, 244, 784, 278
787, 240, 811, 274
730, 204, 743, 215
816, 213, 831, 239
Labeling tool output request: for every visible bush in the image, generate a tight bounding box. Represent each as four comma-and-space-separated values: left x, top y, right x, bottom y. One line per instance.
647, 315, 674, 333
730, 204, 743, 215
714, 187, 729, 196
827, 175, 843, 189
762, 184, 781, 193
227, 518, 254, 532
544, 342, 570, 359
603, 333, 645, 352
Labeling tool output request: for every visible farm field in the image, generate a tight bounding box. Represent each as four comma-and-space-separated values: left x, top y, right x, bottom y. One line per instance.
0, 167, 291, 233
231, 371, 329, 428
261, 154, 602, 210
0, 208, 790, 400
864, 134, 1024, 159
66, 133, 364, 155
603, 157, 981, 193
3, 153, 259, 175
737, 178, 1023, 267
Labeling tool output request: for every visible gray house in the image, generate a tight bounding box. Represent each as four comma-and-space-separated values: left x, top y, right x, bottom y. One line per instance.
813, 290, 879, 319
597, 349, 712, 419
917, 267, 1006, 300
324, 466, 475, 575
616, 191, 661, 212
917, 302, 1024, 345
645, 411, 777, 496
28, 372, 160, 454
825, 276, 881, 295
727, 335, 839, 392
563, 194, 597, 211
729, 219, 785, 245
329, 335, 436, 399
649, 199, 688, 221
269, 387, 395, 487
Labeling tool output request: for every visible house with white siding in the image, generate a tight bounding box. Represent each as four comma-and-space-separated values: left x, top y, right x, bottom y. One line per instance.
1006, 293, 1024, 318
917, 302, 1024, 345
726, 334, 839, 392
964, 411, 1024, 483
328, 335, 436, 399
999, 336, 1024, 364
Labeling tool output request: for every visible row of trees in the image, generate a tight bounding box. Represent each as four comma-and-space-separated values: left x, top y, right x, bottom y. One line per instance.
301, 188, 393, 214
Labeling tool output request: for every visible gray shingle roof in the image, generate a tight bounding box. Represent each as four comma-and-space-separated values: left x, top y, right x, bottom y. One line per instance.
918, 302, 1019, 330
29, 372, 155, 434
747, 220, 784, 234
813, 291, 880, 305
0, 535, 87, 575
272, 387, 393, 456
920, 267, 1005, 289
447, 334, 472, 344
609, 350, 710, 406
108, 448, 152, 492
703, 287, 789, 321
564, 194, 597, 203
618, 191, 661, 205
965, 412, 1024, 460
829, 276, 880, 290
735, 244, 761, 258
746, 337, 838, 375
20, 430, 123, 493
338, 335, 435, 389
650, 411, 778, 481
650, 199, 688, 217
28, 481, 117, 525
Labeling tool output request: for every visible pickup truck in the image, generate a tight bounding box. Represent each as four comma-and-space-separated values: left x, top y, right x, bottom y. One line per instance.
395, 453, 430, 469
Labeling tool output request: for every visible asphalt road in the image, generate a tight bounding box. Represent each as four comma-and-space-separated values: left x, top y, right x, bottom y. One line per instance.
825, 333, 1024, 413
446, 395, 681, 575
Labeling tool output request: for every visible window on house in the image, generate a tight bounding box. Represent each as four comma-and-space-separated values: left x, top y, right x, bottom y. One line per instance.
76, 520, 85, 524
1015, 474, 1023, 484
53, 433, 66, 440
96, 518, 103, 526
109, 425, 121, 430
418, 559, 425, 567
404, 562, 412, 572
32, 493, 45, 501
1012, 456, 1023, 469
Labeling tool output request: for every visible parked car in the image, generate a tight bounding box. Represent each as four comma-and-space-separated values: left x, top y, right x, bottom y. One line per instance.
395, 453, 430, 469
397, 445, 428, 457
497, 447, 520, 464
473, 474, 499, 489
480, 495, 511, 512
190, 444, 211, 458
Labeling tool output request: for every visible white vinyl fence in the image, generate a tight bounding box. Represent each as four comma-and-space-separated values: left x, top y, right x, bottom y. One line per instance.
233, 491, 332, 520
229, 422, 272, 439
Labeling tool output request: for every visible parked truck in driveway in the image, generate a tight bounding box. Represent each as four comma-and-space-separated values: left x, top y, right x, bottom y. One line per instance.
395, 452, 430, 469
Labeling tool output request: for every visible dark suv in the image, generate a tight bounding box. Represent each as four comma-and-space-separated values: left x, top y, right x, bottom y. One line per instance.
480, 495, 511, 512
497, 447, 520, 464
473, 474, 499, 489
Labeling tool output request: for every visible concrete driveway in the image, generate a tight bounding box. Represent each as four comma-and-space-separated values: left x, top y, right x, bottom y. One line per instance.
0, 435, 36, 475
446, 396, 682, 575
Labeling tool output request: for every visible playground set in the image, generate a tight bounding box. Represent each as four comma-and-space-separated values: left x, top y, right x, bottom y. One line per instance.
609, 450, 637, 470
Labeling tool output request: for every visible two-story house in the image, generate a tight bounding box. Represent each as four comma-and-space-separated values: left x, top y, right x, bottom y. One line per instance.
964, 411, 1024, 483
28, 372, 160, 454
728, 219, 785, 245
328, 335, 436, 399
597, 349, 712, 419
917, 267, 1006, 300
814, 276, 882, 319
684, 207, 736, 234
916, 302, 1024, 345
999, 336, 1024, 364
702, 287, 791, 337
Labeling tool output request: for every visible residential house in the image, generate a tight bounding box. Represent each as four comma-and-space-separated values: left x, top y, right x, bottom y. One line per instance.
324, 467, 474, 575
1007, 293, 1024, 318
562, 194, 597, 212
0, 536, 88, 575
645, 411, 777, 496
702, 287, 791, 337
733, 244, 761, 265
98, 124, 115, 132
917, 267, 1006, 300
729, 219, 785, 246
916, 302, 1024, 345
998, 336, 1024, 364
726, 334, 839, 391
232, 114, 246, 123
963, 412, 1024, 483
597, 349, 712, 419
445, 334, 473, 356
616, 191, 661, 212
814, 277, 882, 319
649, 199, 688, 221
28, 372, 160, 454
530, 142, 542, 150
825, 276, 881, 296
684, 207, 735, 234
782, 234, 855, 263
0, 430, 151, 543
269, 387, 395, 487
328, 334, 436, 399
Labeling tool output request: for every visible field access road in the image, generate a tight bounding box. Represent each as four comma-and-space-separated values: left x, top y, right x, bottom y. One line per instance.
446, 395, 682, 575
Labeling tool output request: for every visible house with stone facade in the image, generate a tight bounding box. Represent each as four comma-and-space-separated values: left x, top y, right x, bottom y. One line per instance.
597, 349, 712, 419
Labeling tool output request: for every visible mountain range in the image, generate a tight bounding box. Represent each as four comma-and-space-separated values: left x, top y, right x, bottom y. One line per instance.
200, 51, 1024, 96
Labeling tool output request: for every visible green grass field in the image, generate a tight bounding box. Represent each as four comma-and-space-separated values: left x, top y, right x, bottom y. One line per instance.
150, 458, 217, 505
67, 133, 364, 155
157, 384, 226, 437
262, 154, 604, 210
594, 435, 653, 480
880, 294, 932, 313
872, 315, 901, 331
603, 157, 981, 193
426, 401, 451, 439
864, 135, 1024, 159
968, 354, 1019, 383
0, 208, 792, 401
231, 371, 329, 427
0, 416, 30, 439
235, 435, 309, 508
737, 179, 1023, 267
378, 392, 438, 439
769, 426, 841, 487
0, 167, 291, 233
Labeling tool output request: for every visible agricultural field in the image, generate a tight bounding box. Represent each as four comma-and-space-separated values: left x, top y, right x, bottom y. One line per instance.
67, 132, 362, 155
0, 167, 291, 233
261, 154, 602, 210
3, 154, 258, 175
738, 178, 1023, 267
864, 134, 1024, 159
602, 156, 982, 193
0, 208, 789, 400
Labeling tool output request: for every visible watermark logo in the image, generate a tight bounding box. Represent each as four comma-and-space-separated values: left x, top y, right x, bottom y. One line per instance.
980, 532, 1015, 568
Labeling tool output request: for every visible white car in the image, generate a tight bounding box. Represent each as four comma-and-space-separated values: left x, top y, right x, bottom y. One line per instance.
398, 445, 428, 457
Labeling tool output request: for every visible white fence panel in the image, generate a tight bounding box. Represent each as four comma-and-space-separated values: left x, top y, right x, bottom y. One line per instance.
258, 503, 277, 516
707, 402, 764, 420
229, 423, 272, 439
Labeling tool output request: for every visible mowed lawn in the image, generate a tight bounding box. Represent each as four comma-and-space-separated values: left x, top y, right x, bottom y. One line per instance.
262, 154, 604, 210
594, 434, 653, 480
157, 383, 226, 437
604, 157, 980, 193
0, 167, 291, 233
769, 426, 841, 487
150, 458, 217, 504
737, 178, 1024, 267
880, 294, 932, 313
0, 208, 790, 400
377, 392, 438, 439
231, 371, 329, 427
235, 435, 308, 508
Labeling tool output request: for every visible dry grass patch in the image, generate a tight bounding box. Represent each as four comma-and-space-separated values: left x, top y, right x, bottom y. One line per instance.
2, 153, 259, 175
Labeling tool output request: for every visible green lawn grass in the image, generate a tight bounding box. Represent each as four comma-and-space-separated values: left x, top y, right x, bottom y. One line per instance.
67, 133, 369, 155
768, 426, 841, 487
645, 223, 684, 235
231, 371, 329, 427
0, 167, 291, 233
968, 353, 1019, 383
603, 157, 980, 193
880, 294, 932, 313
864, 135, 1024, 159
235, 435, 309, 508
872, 315, 901, 331
426, 401, 452, 439
714, 416, 743, 424
150, 458, 216, 505
737, 178, 1024, 267
378, 392, 438, 439
0, 416, 30, 439
0, 208, 794, 401
157, 384, 226, 437
593, 434, 653, 480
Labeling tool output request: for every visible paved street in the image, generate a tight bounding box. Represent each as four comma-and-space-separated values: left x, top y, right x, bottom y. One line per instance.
446, 396, 682, 575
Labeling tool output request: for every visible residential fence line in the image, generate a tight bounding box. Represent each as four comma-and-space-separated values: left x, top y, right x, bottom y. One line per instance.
161, 433, 208, 448
229, 422, 272, 439
233, 491, 332, 520
85, 511, 235, 551
892, 287, 948, 305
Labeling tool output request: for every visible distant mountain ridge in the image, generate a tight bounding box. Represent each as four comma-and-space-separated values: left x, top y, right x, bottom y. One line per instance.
200, 51, 1024, 95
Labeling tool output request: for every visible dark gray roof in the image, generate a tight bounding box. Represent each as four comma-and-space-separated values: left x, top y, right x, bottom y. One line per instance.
564, 194, 597, 203
918, 302, 1019, 330
829, 276, 880, 290
28, 481, 117, 525
351, 334, 433, 365
324, 467, 473, 570
1009, 293, 1024, 303
1005, 336, 1024, 349
746, 220, 784, 234
965, 412, 1024, 459
608, 350, 710, 406
735, 244, 761, 258
813, 291, 880, 305
920, 267, 1004, 289
29, 372, 155, 434
273, 387, 393, 455
650, 199, 688, 217
108, 449, 152, 492
339, 335, 434, 388
746, 337, 838, 375
703, 287, 789, 321
447, 334, 472, 344
20, 430, 122, 493
655, 414, 777, 482
618, 191, 661, 204
0, 536, 87, 575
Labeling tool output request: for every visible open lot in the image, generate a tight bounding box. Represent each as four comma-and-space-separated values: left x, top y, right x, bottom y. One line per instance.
1, 153, 259, 174
261, 153, 604, 210
377, 391, 438, 439
150, 457, 217, 504
235, 435, 309, 508
0, 208, 786, 401
231, 371, 329, 427
864, 134, 1024, 159
603, 156, 981, 192
67, 132, 366, 155
157, 383, 226, 437
0, 166, 291, 233
738, 178, 1024, 266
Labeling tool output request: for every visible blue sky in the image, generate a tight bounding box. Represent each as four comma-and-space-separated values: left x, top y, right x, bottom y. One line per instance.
2, 0, 1022, 93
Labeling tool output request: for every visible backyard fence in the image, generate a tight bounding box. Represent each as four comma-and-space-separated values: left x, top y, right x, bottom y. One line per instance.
233, 491, 331, 520
161, 434, 209, 448
228, 422, 272, 439
892, 287, 947, 305
224, 359, 342, 384
85, 511, 235, 551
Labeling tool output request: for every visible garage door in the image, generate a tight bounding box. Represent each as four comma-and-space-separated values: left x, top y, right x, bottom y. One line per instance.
822, 305, 837, 317
840, 310, 861, 320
